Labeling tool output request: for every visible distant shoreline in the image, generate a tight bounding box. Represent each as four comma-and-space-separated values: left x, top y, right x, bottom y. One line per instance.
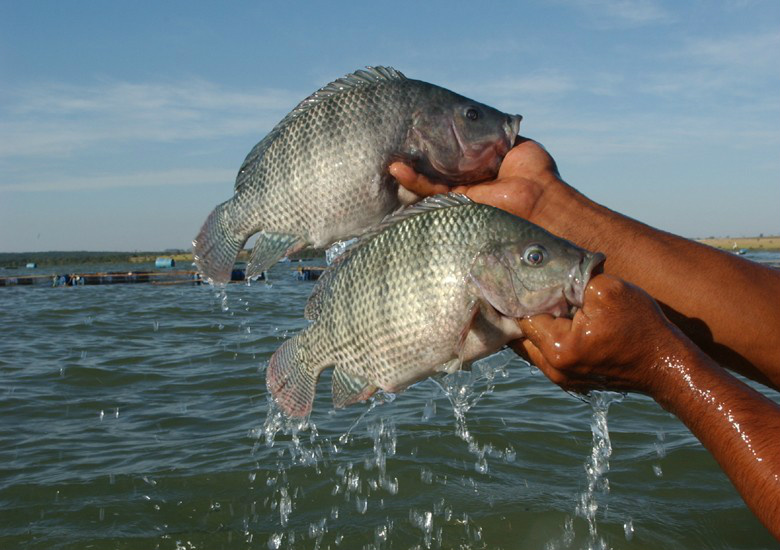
1, 237, 778, 268
696, 236, 780, 252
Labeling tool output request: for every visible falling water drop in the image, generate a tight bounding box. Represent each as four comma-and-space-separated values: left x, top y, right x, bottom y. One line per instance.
624, 517, 635, 541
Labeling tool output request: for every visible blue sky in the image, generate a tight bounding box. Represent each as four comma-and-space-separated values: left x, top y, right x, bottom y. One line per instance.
1, 0, 778, 252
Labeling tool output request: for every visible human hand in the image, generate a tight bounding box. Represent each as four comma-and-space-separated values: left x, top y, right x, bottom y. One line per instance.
513, 274, 692, 396
389, 138, 566, 222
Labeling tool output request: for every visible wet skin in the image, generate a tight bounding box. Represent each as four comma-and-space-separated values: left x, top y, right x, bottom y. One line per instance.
389, 138, 780, 540
518, 275, 780, 540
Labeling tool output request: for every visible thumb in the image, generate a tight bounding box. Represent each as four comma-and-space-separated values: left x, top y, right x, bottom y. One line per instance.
388, 162, 451, 196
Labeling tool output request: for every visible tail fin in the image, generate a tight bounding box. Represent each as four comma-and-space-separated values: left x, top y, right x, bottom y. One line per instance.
193, 199, 247, 285
267, 335, 319, 417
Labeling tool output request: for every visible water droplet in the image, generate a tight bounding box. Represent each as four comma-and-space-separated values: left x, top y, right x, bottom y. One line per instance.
504, 446, 516, 462
267, 532, 283, 550
422, 399, 436, 420
420, 468, 433, 484
624, 517, 635, 541
653, 464, 663, 477
355, 495, 368, 514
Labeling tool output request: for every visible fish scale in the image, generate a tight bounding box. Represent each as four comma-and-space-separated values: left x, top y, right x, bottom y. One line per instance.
267, 194, 605, 417
193, 67, 522, 284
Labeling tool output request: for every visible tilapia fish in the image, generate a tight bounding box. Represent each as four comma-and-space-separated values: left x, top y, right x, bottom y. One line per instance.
267, 194, 605, 417
193, 67, 521, 284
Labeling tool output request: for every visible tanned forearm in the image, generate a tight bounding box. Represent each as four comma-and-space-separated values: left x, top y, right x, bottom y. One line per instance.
650, 343, 780, 538
533, 182, 780, 390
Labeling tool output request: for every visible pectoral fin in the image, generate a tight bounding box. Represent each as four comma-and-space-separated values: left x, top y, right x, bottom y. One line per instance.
331, 367, 377, 409
247, 232, 304, 280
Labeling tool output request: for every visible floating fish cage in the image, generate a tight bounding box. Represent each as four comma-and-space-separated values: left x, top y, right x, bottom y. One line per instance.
0, 274, 51, 287
155, 257, 176, 268
0, 271, 203, 288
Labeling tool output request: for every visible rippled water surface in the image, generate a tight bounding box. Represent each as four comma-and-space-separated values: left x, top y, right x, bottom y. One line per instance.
1, 255, 779, 549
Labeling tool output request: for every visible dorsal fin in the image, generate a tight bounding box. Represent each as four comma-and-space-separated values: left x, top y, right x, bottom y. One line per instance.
364, 193, 473, 238
236, 66, 406, 191
303, 193, 473, 320
326, 192, 472, 267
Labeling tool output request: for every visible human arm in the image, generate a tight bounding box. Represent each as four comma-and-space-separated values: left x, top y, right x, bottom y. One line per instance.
516, 275, 780, 539
390, 139, 780, 390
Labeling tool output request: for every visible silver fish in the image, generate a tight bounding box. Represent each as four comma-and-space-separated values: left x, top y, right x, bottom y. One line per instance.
267, 194, 605, 417
193, 67, 522, 284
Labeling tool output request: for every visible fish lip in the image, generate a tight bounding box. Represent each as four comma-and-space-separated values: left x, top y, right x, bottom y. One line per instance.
564, 252, 606, 311
505, 115, 522, 150
449, 113, 523, 174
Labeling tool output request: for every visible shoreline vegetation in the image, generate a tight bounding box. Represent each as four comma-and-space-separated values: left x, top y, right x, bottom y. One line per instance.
0, 248, 325, 268
696, 236, 780, 252
1, 237, 778, 268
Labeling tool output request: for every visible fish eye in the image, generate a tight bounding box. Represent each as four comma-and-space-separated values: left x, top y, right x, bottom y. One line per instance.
523, 245, 547, 266
465, 107, 479, 121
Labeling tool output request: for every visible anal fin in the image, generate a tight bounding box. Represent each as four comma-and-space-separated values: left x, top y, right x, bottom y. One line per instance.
332, 367, 377, 410
247, 232, 304, 280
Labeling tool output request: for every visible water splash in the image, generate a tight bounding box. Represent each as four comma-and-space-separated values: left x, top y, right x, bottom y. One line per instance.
325, 239, 357, 265
432, 350, 515, 470
576, 390, 624, 550
251, 350, 521, 548
652, 429, 665, 477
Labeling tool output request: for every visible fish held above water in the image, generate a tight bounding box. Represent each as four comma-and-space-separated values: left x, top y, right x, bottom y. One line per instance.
267, 194, 605, 417
193, 66, 522, 284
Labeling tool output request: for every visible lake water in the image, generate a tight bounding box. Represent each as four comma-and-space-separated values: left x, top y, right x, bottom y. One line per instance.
1, 253, 779, 549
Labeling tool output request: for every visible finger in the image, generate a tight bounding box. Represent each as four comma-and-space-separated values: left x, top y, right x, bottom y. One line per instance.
518, 315, 573, 358
512, 338, 571, 388
511, 338, 543, 366
388, 162, 452, 196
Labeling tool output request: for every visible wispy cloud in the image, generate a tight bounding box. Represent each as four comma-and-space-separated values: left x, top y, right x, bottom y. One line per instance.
559, 0, 673, 27
0, 79, 297, 158
0, 167, 235, 193
676, 30, 780, 71
642, 30, 780, 110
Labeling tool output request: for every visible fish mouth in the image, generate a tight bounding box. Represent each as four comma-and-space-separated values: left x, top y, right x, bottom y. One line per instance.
447, 114, 523, 180
564, 252, 606, 313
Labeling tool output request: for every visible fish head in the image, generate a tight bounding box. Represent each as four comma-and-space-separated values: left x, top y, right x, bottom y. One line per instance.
407, 93, 521, 184
471, 234, 605, 319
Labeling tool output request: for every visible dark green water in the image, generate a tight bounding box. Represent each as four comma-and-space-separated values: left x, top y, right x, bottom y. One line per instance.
1, 256, 778, 549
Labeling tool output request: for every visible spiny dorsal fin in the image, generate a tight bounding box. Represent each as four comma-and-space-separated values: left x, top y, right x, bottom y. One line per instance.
304, 193, 472, 320
235, 66, 406, 191
365, 192, 473, 238
321, 192, 472, 270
